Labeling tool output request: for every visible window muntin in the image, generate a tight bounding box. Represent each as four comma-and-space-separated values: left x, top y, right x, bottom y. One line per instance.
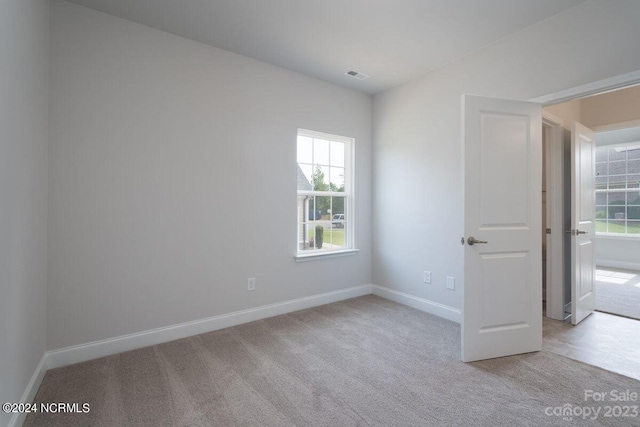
297, 129, 353, 253
595, 143, 640, 236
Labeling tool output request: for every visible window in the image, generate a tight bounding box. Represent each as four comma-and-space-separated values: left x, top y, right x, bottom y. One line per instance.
595, 143, 640, 236
297, 129, 354, 255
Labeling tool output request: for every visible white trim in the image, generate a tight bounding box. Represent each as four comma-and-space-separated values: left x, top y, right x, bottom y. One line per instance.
297, 128, 354, 144
295, 248, 359, 262
596, 259, 640, 272
8, 353, 48, 427
47, 284, 372, 369
372, 285, 461, 324
542, 113, 566, 321
530, 70, 640, 105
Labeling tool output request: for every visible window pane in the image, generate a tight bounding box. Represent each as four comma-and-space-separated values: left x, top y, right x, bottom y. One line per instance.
297, 136, 312, 164
609, 148, 626, 161
628, 220, 640, 234
326, 223, 346, 249
596, 176, 607, 190
307, 196, 320, 220
330, 197, 346, 232
628, 191, 640, 205
330, 166, 345, 191
609, 191, 626, 204
628, 206, 640, 220
330, 141, 345, 167
595, 147, 608, 162
628, 159, 640, 174
331, 196, 345, 216
628, 145, 640, 160
596, 205, 607, 220
608, 205, 625, 220
596, 193, 607, 205
297, 164, 313, 190
309, 165, 329, 191
315, 195, 330, 219
609, 161, 626, 175
609, 175, 625, 189
306, 226, 319, 250
596, 219, 607, 233
298, 222, 305, 250
628, 174, 640, 189
313, 138, 330, 165
608, 219, 625, 233
596, 162, 607, 177
309, 222, 333, 249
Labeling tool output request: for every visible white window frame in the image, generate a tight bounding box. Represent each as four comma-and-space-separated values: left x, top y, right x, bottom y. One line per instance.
595, 141, 640, 238
295, 129, 357, 261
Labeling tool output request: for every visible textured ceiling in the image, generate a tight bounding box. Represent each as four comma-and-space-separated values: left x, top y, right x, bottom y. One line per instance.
66, 0, 587, 94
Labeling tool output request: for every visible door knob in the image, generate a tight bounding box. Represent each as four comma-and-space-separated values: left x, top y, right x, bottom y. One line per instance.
467, 236, 488, 245
565, 229, 588, 235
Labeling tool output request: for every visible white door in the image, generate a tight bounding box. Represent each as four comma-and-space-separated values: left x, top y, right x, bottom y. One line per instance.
570, 121, 596, 325
462, 95, 542, 362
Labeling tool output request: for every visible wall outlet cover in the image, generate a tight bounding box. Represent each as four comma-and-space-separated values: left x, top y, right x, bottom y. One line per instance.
423, 271, 431, 284
446, 276, 455, 290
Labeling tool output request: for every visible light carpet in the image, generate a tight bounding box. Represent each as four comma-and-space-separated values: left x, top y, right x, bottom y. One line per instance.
25, 295, 639, 426
595, 268, 640, 320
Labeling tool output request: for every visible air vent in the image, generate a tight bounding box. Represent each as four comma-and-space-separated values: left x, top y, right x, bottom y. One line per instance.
346, 70, 369, 80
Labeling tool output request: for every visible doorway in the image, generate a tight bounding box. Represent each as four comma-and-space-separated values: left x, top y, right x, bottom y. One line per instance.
541, 84, 640, 323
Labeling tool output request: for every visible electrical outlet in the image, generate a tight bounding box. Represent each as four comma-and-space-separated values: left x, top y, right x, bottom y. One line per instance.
446, 276, 455, 290
247, 278, 256, 292
423, 271, 431, 284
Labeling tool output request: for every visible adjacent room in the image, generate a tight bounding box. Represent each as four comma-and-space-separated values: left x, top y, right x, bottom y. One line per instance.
2, 1, 640, 426
543, 86, 640, 323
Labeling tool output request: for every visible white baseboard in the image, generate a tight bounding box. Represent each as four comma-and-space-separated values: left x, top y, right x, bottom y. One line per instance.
372, 285, 461, 323
47, 284, 373, 369
596, 259, 640, 272
8, 353, 48, 427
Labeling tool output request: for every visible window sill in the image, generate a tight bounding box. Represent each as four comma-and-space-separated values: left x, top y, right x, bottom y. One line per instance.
295, 249, 359, 262
596, 233, 640, 241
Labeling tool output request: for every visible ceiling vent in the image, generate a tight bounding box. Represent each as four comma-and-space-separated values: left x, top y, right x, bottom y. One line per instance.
346, 70, 369, 80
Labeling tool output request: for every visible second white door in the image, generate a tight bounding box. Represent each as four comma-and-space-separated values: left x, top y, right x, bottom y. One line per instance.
570, 121, 596, 325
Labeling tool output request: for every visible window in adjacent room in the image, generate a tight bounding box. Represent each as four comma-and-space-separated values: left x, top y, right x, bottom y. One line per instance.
297, 129, 354, 255
595, 143, 640, 236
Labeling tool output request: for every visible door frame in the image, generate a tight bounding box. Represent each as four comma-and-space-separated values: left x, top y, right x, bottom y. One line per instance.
529, 70, 640, 322
542, 111, 565, 321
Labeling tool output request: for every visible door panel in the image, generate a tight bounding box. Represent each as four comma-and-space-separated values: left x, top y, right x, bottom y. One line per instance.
479, 114, 530, 226
480, 252, 529, 329
462, 95, 542, 362
571, 122, 596, 325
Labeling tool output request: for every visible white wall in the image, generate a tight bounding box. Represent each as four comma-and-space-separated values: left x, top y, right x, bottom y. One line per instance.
0, 0, 49, 425
373, 0, 640, 311
48, 0, 372, 350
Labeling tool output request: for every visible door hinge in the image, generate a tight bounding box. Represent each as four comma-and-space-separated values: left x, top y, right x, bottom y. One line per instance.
546, 228, 551, 234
